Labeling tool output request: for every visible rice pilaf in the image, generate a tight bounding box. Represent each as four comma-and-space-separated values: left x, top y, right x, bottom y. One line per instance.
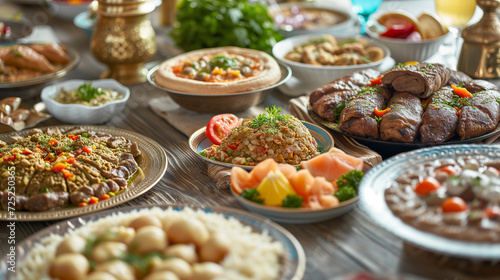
202, 107, 320, 166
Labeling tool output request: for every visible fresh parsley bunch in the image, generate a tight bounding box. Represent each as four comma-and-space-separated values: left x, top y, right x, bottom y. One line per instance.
171, 0, 283, 53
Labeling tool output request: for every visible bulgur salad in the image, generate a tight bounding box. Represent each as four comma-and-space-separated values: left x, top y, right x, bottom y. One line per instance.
200, 107, 321, 166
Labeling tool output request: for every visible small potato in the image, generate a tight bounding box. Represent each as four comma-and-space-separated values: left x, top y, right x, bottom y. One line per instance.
163, 244, 198, 264
150, 257, 192, 279
131, 225, 168, 254
94, 260, 135, 280
56, 235, 86, 256
129, 215, 162, 231
143, 271, 179, 280
49, 253, 89, 280
190, 262, 224, 280
86, 271, 118, 280
167, 218, 209, 247
99, 226, 136, 245
91, 241, 127, 263
199, 234, 230, 263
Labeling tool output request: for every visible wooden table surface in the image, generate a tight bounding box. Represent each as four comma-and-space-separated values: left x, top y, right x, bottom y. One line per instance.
1, 1, 499, 279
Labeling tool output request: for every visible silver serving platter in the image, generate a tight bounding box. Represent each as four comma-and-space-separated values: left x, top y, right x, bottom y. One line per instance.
0, 125, 168, 221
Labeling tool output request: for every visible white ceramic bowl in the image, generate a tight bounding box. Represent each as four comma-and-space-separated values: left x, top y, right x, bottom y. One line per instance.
47, 0, 92, 21
366, 20, 449, 63
272, 34, 390, 89
269, 2, 354, 38
41, 79, 130, 125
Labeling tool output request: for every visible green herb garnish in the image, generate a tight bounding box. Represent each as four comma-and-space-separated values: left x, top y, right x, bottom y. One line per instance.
76, 83, 105, 102
333, 101, 346, 123
282, 194, 303, 208
334, 170, 364, 202
241, 188, 264, 204
250, 106, 290, 134
209, 55, 238, 70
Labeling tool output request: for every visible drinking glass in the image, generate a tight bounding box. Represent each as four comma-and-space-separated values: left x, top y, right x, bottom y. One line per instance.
351, 0, 383, 35
435, 0, 476, 62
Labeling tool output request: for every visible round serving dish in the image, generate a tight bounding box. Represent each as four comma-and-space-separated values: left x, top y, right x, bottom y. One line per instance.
232, 187, 358, 224
269, 2, 353, 38
0, 125, 168, 221
0, 20, 33, 43
0, 45, 80, 99
147, 62, 291, 114
272, 34, 390, 90
308, 104, 500, 157
366, 19, 449, 63
358, 144, 500, 260
0, 204, 306, 280
189, 121, 334, 170
41, 79, 130, 125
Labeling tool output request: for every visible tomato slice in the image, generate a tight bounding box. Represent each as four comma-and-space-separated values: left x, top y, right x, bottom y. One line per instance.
205, 114, 243, 145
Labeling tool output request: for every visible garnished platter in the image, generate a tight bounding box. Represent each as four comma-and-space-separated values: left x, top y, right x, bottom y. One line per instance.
0, 125, 168, 221
0, 204, 306, 280
189, 121, 334, 170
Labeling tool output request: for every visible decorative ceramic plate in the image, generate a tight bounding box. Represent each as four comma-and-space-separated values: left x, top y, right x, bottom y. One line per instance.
0, 204, 306, 280
0, 45, 80, 88
189, 121, 334, 170
308, 104, 500, 157
358, 144, 500, 260
0, 125, 168, 221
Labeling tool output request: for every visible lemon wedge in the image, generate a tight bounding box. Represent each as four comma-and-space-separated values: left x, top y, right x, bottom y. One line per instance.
256, 170, 296, 206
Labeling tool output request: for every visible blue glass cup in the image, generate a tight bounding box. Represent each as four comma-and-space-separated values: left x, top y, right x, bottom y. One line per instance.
351, 0, 383, 35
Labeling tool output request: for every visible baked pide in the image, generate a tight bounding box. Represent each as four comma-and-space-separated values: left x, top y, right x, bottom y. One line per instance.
154, 46, 281, 94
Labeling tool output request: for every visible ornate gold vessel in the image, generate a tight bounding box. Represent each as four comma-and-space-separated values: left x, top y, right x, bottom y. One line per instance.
457, 0, 500, 78
89, 0, 157, 84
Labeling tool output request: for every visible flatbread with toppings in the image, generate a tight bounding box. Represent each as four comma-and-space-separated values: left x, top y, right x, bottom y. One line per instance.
154, 46, 281, 94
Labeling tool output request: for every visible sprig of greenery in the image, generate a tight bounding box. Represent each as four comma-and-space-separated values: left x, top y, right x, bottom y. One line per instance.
209, 55, 238, 70
76, 83, 104, 102
334, 170, 364, 202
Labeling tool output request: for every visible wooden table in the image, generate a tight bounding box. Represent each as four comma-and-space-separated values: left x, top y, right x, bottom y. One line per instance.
1, 1, 499, 279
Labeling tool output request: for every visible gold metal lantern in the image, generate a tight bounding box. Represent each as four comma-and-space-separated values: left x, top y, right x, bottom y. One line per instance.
457, 0, 500, 78
89, 0, 157, 84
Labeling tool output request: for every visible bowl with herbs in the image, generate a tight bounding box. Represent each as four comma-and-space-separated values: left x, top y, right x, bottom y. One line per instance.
230, 149, 367, 223
41, 79, 130, 124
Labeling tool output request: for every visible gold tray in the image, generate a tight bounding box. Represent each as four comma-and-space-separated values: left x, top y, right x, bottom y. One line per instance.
0, 125, 168, 221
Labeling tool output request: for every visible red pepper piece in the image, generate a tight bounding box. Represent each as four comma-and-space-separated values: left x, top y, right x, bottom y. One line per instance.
451, 84, 472, 98
82, 146, 92, 153
48, 138, 58, 146
369, 75, 384, 85
374, 107, 391, 117
62, 169, 74, 179
227, 143, 238, 150
22, 148, 32, 155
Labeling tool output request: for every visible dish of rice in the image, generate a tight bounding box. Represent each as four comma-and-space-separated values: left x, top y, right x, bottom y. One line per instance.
200, 107, 321, 166
7, 205, 305, 280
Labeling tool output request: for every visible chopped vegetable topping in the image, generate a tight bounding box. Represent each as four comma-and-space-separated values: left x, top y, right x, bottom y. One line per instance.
414, 177, 441, 196
441, 197, 468, 213
334, 170, 364, 202
374, 107, 391, 117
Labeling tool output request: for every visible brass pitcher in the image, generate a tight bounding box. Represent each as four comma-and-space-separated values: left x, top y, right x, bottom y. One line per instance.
457, 0, 500, 78
89, 0, 157, 84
